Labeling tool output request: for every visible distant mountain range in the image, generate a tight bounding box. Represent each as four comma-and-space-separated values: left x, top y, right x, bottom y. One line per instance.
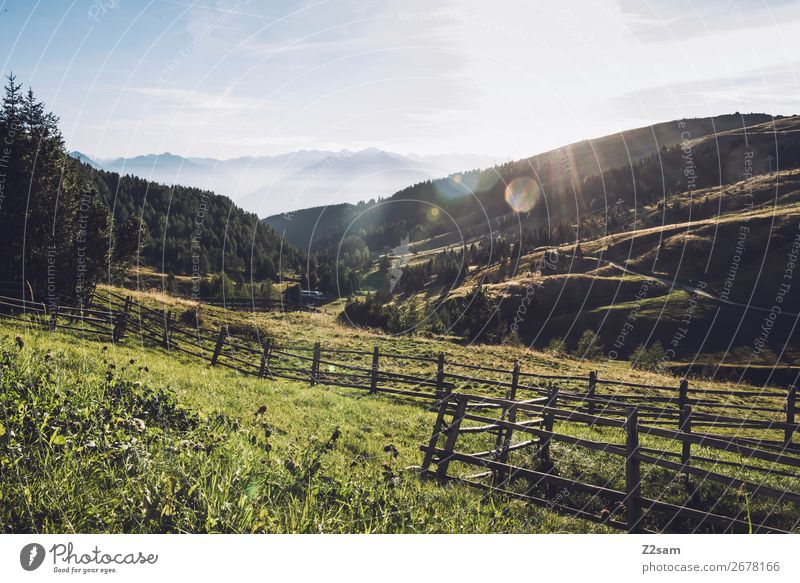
265, 112, 800, 360
69, 149, 507, 218
264, 113, 779, 249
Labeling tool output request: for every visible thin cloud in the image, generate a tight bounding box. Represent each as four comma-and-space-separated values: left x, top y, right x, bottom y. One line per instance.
610, 60, 800, 118
123, 86, 270, 111
617, 0, 800, 41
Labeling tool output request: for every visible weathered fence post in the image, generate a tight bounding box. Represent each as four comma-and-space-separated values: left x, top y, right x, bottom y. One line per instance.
436, 394, 468, 482
786, 385, 797, 447
310, 341, 321, 386
436, 352, 446, 397
677, 378, 689, 425
162, 310, 173, 349
680, 404, 693, 466
540, 387, 558, 466
210, 325, 226, 366
587, 370, 597, 419
121, 295, 132, 337
49, 305, 59, 331
421, 394, 452, 479
625, 406, 643, 533
258, 338, 273, 378
494, 361, 520, 483
509, 361, 520, 400
112, 296, 131, 342
370, 345, 380, 394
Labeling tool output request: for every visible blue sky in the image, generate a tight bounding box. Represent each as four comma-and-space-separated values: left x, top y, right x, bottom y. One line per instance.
1, 0, 799, 160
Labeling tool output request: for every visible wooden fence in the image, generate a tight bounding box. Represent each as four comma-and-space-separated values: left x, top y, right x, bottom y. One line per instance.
2, 290, 800, 532
0, 295, 123, 340
192, 296, 318, 313
420, 391, 800, 533
3, 290, 799, 446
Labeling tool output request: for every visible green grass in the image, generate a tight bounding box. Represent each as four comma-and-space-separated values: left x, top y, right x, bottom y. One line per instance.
4, 286, 800, 534
495, 419, 800, 533
586, 288, 716, 322
96, 285, 772, 395
0, 321, 607, 534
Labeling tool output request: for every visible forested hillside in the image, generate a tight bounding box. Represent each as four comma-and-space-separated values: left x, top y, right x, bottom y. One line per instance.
309, 114, 800, 365
264, 113, 780, 254
0, 73, 125, 303
87, 168, 301, 282
0, 73, 303, 303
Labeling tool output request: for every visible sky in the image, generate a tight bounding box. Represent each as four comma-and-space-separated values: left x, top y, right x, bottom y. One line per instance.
1, 0, 799, 162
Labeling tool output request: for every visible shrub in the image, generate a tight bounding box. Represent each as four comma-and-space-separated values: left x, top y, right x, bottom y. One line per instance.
0, 339, 234, 533
339, 295, 390, 329
504, 329, 524, 347
545, 337, 566, 357
575, 329, 604, 360
179, 305, 208, 328
630, 341, 667, 372
165, 271, 178, 294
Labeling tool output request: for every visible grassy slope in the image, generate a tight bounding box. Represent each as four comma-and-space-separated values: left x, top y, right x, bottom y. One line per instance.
4, 316, 798, 534
0, 319, 605, 534
5, 284, 800, 533
393, 169, 800, 360
97, 285, 779, 393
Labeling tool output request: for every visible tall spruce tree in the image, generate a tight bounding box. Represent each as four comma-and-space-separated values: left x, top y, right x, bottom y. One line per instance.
0, 73, 119, 304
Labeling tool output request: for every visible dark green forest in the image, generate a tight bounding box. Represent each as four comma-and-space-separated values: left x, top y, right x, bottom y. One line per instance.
267, 115, 800, 265
88, 169, 300, 282
0, 73, 123, 304
0, 74, 310, 303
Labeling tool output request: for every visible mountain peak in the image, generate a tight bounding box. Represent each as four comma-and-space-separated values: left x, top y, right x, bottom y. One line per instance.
77, 148, 503, 217
68, 151, 100, 168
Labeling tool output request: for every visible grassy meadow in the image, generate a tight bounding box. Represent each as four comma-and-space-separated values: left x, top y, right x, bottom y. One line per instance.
2, 286, 800, 533
0, 318, 606, 534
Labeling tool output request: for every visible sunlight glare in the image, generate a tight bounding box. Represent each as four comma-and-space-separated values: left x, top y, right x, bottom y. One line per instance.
504, 177, 540, 213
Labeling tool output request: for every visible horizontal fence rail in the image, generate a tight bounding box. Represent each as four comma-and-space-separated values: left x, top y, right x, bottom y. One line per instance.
420, 393, 800, 533
2, 290, 799, 445
186, 296, 318, 313
2, 290, 800, 533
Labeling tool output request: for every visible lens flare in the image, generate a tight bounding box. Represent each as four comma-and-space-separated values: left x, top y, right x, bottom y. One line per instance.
504, 177, 541, 213
433, 172, 500, 202
433, 175, 469, 202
